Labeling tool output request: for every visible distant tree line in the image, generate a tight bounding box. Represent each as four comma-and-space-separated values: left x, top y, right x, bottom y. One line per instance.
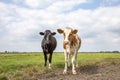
0, 51, 27, 54
4, 51, 24, 53
0, 51, 39, 54
100, 51, 119, 53
0, 51, 119, 54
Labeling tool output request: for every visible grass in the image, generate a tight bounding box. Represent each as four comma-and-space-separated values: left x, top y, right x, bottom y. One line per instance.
0, 53, 43, 73
0, 52, 120, 80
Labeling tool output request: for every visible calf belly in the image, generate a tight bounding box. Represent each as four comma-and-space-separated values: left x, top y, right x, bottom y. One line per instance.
65, 45, 79, 55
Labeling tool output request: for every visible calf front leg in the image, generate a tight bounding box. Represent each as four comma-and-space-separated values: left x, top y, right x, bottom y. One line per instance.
63, 50, 68, 74
44, 53, 47, 66
49, 53, 52, 69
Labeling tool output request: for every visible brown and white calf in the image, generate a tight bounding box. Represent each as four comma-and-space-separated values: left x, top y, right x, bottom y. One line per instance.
57, 27, 81, 74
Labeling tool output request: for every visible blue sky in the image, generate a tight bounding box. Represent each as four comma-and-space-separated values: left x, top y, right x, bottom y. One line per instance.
0, 0, 120, 52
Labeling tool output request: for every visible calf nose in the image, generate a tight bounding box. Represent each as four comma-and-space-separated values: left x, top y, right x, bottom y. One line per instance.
64, 41, 69, 45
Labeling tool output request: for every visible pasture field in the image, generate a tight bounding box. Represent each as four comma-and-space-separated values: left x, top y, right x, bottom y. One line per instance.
0, 52, 120, 80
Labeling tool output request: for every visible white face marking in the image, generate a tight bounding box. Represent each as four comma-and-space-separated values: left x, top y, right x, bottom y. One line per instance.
64, 28, 71, 42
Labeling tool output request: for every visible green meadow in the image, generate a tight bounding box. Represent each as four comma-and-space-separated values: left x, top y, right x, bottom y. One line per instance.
0, 52, 120, 80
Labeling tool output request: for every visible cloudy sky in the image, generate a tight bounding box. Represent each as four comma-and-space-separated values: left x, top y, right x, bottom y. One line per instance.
0, 0, 120, 52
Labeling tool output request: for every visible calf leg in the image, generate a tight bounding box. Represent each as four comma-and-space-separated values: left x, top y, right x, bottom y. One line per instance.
63, 50, 68, 74
75, 54, 78, 67
72, 52, 77, 74
68, 54, 70, 67
49, 53, 52, 69
44, 53, 47, 66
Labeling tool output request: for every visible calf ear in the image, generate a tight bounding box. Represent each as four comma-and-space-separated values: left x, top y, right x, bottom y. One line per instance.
72, 29, 78, 34
52, 32, 56, 35
57, 29, 64, 34
39, 32, 44, 35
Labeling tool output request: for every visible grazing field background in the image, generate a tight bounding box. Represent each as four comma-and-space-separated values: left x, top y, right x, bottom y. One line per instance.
0, 52, 120, 80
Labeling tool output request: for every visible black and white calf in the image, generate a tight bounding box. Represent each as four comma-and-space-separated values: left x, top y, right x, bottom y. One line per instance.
39, 30, 57, 69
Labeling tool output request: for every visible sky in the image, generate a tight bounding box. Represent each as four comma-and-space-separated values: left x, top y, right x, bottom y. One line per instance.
0, 0, 120, 52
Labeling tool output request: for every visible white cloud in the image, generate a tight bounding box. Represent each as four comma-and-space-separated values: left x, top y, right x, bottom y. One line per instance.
0, 1, 120, 52
46, 0, 87, 13
12, 0, 23, 4
25, 0, 56, 8
25, 0, 41, 8
60, 6, 120, 51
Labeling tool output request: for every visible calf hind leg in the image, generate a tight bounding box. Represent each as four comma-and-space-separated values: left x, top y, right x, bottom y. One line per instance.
68, 54, 70, 67
75, 55, 78, 68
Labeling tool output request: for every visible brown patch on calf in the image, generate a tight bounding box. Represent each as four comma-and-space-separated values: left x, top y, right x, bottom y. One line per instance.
69, 35, 78, 46
72, 29, 78, 34
68, 30, 78, 46
57, 29, 64, 34
63, 42, 66, 49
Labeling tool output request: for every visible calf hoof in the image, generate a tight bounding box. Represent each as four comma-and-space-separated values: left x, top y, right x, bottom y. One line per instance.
72, 70, 77, 75
48, 66, 51, 69
76, 64, 79, 68
63, 70, 67, 74
48, 64, 52, 69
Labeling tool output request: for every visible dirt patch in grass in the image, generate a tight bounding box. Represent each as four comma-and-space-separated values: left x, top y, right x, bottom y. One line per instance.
35, 64, 120, 80
35, 58, 120, 80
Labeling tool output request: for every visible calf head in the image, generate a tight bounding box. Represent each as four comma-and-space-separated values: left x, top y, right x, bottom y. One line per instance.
39, 30, 56, 41
57, 27, 78, 49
